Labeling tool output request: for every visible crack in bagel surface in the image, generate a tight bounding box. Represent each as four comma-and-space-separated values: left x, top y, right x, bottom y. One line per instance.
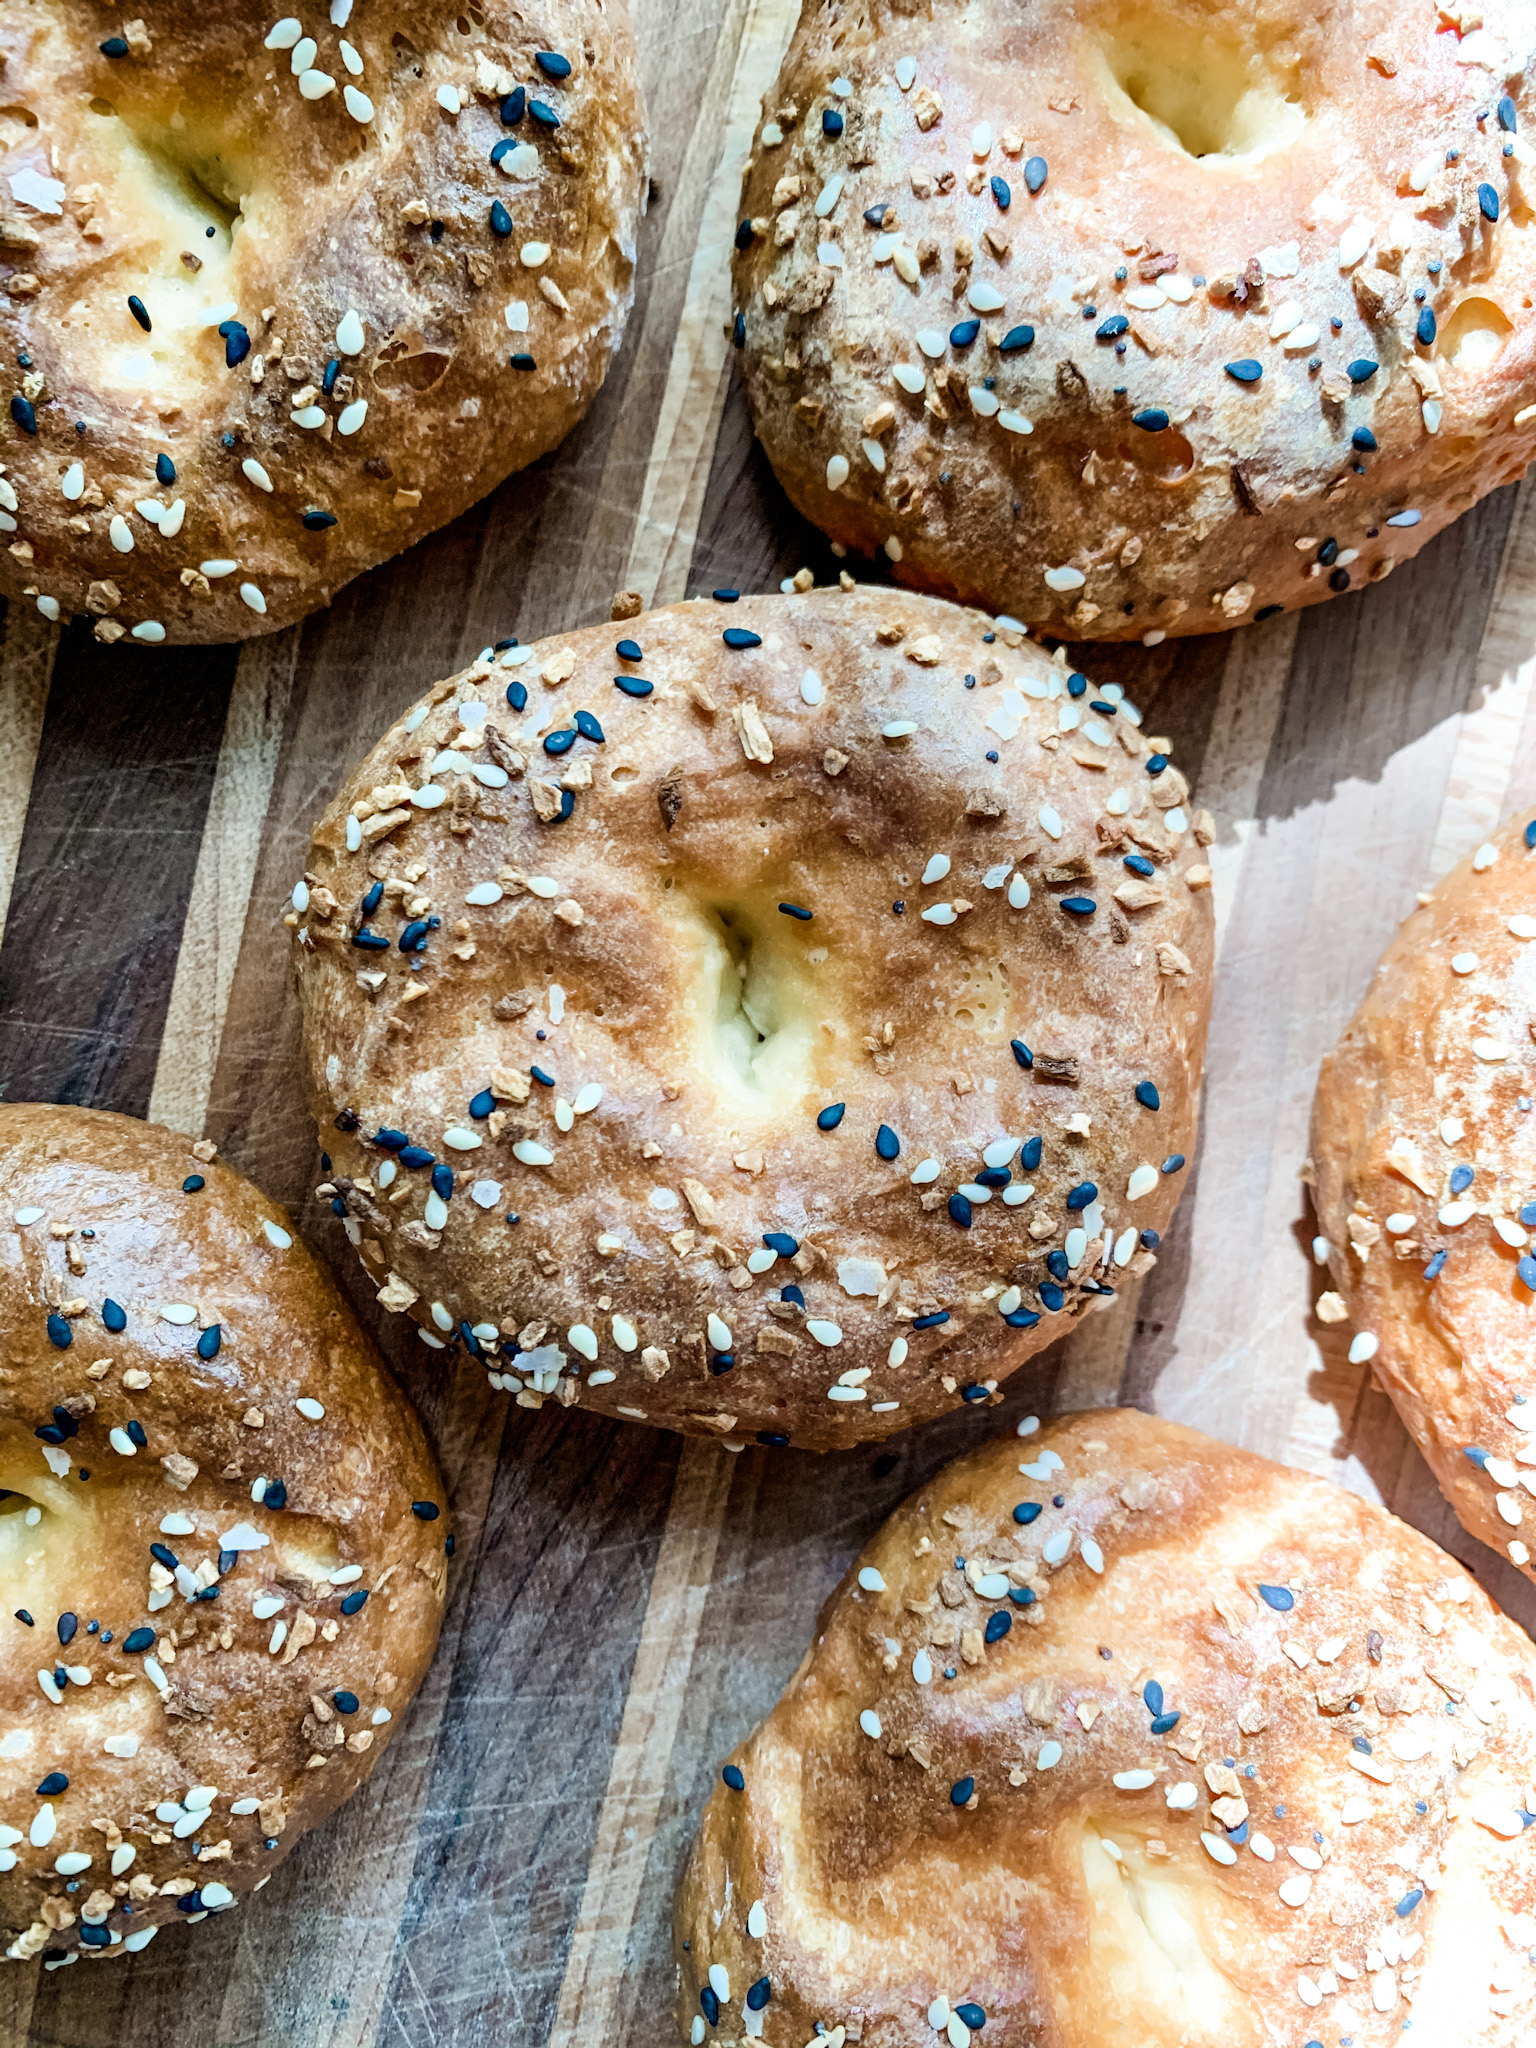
291, 590, 1213, 1450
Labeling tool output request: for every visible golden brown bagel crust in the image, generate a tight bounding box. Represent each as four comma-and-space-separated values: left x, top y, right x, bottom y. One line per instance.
675, 1409, 1536, 2047
732, 0, 1536, 642
0, 1105, 447, 1965
0, 0, 646, 643
1311, 806, 1536, 1589
289, 588, 1212, 1450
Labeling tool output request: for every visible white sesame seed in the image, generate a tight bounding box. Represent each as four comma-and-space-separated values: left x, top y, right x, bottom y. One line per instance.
436, 83, 462, 113
1348, 1331, 1379, 1364
1126, 1163, 1159, 1201
1113, 1770, 1155, 1790
239, 582, 268, 614
337, 400, 368, 435
857, 1566, 886, 1592
295, 1397, 325, 1421
859, 1708, 882, 1738
344, 84, 375, 121
826, 454, 849, 489
1037, 1741, 1062, 1769
1037, 804, 1063, 839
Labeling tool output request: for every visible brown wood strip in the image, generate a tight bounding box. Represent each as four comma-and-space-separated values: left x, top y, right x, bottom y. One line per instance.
0, 621, 237, 1111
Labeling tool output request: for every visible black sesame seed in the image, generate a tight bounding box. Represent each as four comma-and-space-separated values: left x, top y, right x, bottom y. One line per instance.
722, 626, 761, 649
1161, 1154, 1186, 1174
1257, 1583, 1294, 1612
1024, 156, 1047, 193
340, 1589, 369, 1615
614, 674, 653, 697
529, 99, 561, 128
127, 294, 151, 333
302, 509, 338, 531
822, 108, 844, 136
990, 174, 1011, 210
1346, 358, 1378, 383
722, 1764, 745, 1791
10, 393, 37, 435
535, 49, 572, 78
875, 1124, 900, 1160
1224, 359, 1262, 383
1417, 305, 1437, 346
816, 1102, 845, 1130
950, 1775, 975, 1805
36, 1771, 67, 1795
778, 901, 812, 920
46, 1312, 72, 1349
100, 35, 130, 56
1010, 1038, 1033, 1070
57, 1613, 78, 1646
1132, 407, 1169, 433
1352, 427, 1377, 452
1479, 182, 1500, 222
1013, 1501, 1042, 1525
500, 87, 526, 123
1096, 314, 1129, 341
999, 324, 1035, 353
734, 218, 755, 250
1135, 1080, 1161, 1110
950, 317, 980, 348
490, 199, 514, 237
948, 1192, 973, 1228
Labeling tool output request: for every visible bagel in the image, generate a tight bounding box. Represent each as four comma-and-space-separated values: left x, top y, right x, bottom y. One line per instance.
0, 1, 646, 643
1311, 804, 1536, 1590
0, 1104, 447, 1968
674, 1408, 1536, 2047
730, 0, 1536, 642
289, 587, 1213, 1450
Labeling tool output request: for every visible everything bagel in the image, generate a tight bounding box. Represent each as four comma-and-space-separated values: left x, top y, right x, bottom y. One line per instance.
0, 1105, 447, 1967
675, 1409, 1536, 2046
290, 587, 1212, 1450
0, 0, 647, 642
731, 0, 1536, 641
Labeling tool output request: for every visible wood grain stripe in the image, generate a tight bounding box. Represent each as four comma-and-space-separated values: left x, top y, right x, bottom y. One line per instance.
620, 0, 801, 608
547, 1439, 735, 2046
145, 629, 301, 1139
0, 605, 56, 948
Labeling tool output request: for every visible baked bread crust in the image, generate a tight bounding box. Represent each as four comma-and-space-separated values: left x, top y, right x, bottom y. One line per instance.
731, 0, 1536, 642
1312, 806, 1536, 1588
0, 1104, 447, 1966
0, 0, 647, 643
674, 1409, 1536, 2046
290, 588, 1213, 1450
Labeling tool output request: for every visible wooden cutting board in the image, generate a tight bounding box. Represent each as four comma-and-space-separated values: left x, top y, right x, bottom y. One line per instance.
5, 0, 1536, 2038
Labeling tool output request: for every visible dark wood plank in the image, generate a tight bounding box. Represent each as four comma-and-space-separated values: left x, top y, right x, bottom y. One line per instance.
0, 624, 237, 1112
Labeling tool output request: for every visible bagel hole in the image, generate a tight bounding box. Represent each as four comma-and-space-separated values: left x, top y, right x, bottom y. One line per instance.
78, 114, 247, 365
1437, 296, 1513, 372
1079, 1824, 1241, 2029
1096, 22, 1307, 161
687, 902, 823, 1111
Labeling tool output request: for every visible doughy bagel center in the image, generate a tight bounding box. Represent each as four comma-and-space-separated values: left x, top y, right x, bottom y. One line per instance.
1079, 1823, 1241, 2036
684, 898, 825, 1112
0, 1440, 98, 1627
1096, 22, 1307, 163
71, 96, 250, 393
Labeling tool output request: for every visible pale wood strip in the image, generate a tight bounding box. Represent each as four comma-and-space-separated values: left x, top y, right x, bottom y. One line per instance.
1139, 498, 1515, 1459
1055, 617, 1293, 1418
144, 630, 301, 1139
618, 0, 801, 608
546, 1440, 735, 2047
1425, 472, 1536, 884
0, 607, 56, 946
1288, 475, 1536, 1515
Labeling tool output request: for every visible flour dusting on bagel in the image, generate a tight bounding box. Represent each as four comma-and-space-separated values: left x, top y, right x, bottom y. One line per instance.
732, 0, 1536, 640
291, 588, 1213, 1449
0, 1, 647, 642
0, 1105, 447, 1968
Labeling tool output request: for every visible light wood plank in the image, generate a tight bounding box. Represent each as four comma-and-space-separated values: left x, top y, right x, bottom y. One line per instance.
145, 629, 301, 1139
619, 0, 802, 607
0, 606, 55, 945
547, 1440, 735, 2047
